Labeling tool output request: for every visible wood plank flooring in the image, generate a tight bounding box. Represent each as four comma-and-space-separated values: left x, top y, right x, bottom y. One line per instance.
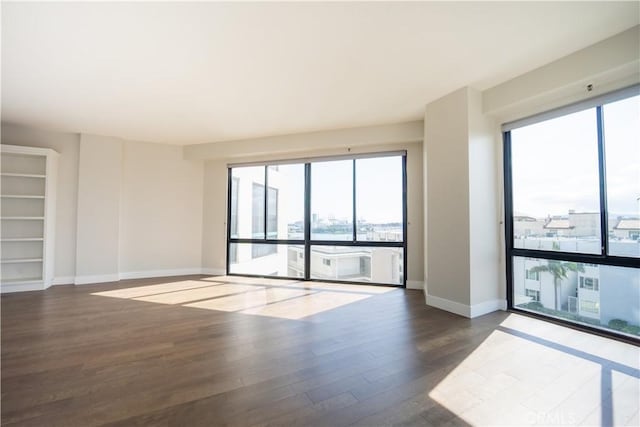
2, 275, 638, 426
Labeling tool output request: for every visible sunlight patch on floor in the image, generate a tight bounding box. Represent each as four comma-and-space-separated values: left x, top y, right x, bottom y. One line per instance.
185, 287, 316, 312
199, 275, 302, 286
134, 284, 263, 305
91, 280, 217, 299
239, 291, 371, 320
427, 314, 640, 426
91, 275, 396, 320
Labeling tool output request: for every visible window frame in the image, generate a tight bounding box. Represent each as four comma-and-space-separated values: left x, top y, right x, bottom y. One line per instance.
503, 85, 639, 343
226, 152, 408, 287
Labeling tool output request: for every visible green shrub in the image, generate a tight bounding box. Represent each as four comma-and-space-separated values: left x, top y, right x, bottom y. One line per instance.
621, 324, 640, 336
608, 319, 628, 330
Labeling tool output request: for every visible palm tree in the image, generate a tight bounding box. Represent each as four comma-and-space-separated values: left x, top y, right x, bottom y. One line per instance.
529, 261, 584, 311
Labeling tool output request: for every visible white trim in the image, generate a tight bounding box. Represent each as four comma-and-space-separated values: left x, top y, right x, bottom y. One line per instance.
0, 144, 59, 157
425, 293, 471, 318
74, 274, 120, 285
406, 280, 424, 290
201, 268, 226, 276
227, 150, 407, 168
0, 282, 45, 293
5, 269, 221, 291
63, 269, 218, 286
52, 276, 75, 286
425, 294, 507, 318
470, 299, 507, 318
502, 84, 639, 131
119, 268, 203, 280
425, 293, 508, 318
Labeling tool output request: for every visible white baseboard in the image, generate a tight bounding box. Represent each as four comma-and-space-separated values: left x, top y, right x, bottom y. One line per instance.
470, 299, 507, 318
119, 268, 203, 280
201, 268, 226, 276
406, 280, 424, 290
53, 276, 75, 286
425, 293, 507, 319
74, 274, 121, 285
70, 268, 219, 286
425, 293, 471, 317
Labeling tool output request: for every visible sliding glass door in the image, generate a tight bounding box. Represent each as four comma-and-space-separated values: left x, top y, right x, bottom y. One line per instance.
227, 153, 407, 286
504, 87, 639, 340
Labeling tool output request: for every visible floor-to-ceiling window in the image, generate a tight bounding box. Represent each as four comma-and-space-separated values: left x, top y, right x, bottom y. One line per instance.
227, 153, 407, 286
504, 86, 639, 340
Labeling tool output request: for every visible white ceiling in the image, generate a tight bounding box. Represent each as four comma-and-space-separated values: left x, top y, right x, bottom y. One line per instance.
2, 2, 638, 145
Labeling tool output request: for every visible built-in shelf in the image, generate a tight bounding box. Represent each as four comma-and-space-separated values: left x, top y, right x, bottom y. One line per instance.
1, 277, 43, 285
1, 195, 46, 199
1, 217, 45, 220
1, 144, 58, 293
1, 258, 43, 264
0, 173, 46, 179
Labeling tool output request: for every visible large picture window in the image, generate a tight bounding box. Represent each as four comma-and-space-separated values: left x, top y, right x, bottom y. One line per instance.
504, 87, 639, 340
227, 153, 407, 286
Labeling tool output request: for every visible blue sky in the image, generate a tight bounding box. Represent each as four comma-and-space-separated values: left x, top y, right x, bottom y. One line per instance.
511, 95, 639, 219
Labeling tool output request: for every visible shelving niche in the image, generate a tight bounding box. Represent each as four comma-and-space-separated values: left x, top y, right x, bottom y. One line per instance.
1, 145, 58, 292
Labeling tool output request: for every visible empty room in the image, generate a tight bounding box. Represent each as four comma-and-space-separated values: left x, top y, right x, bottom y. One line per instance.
1, 2, 639, 426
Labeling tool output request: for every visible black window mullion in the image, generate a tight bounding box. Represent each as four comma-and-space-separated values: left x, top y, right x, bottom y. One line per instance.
304, 163, 311, 280
306, 240, 403, 248
352, 159, 357, 243
226, 167, 232, 274
402, 155, 408, 288
503, 131, 514, 309
596, 106, 609, 257
263, 166, 268, 240
510, 248, 638, 269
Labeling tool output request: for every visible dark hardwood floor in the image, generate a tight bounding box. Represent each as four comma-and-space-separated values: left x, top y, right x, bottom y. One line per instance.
2, 275, 637, 426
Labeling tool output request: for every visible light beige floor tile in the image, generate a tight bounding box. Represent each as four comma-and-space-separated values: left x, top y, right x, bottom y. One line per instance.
579, 370, 640, 426
623, 409, 639, 426
523, 364, 601, 414
428, 388, 483, 418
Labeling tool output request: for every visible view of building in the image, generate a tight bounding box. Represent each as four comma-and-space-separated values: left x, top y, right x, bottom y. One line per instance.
513, 210, 640, 335
228, 159, 405, 285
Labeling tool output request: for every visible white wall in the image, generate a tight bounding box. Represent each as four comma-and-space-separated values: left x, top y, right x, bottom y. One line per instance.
467, 88, 502, 311
2, 126, 204, 285
76, 134, 123, 283
424, 88, 472, 307
119, 141, 203, 276
201, 158, 228, 275
484, 25, 640, 123
423, 87, 503, 318
1, 123, 79, 282
185, 121, 423, 161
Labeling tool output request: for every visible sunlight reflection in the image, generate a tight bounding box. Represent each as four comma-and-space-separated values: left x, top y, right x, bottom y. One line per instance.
427, 314, 640, 426
279, 281, 396, 294
91, 280, 217, 299
201, 275, 302, 286
91, 276, 396, 320
240, 291, 370, 320
185, 287, 316, 312
134, 284, 263, 305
